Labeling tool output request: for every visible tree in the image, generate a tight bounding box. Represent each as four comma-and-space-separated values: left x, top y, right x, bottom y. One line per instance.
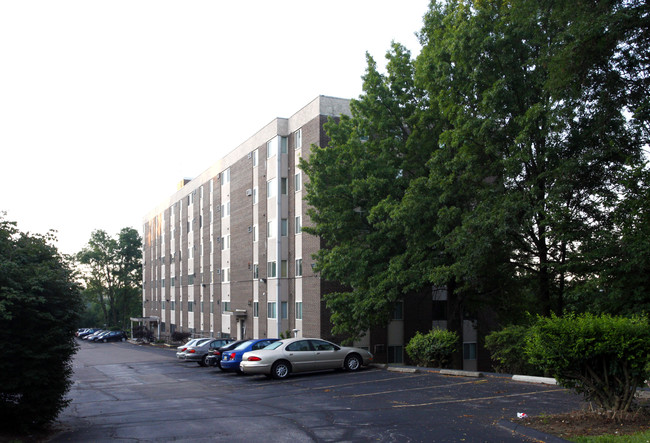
0, 215, 83, 431
76, 228, 142, 328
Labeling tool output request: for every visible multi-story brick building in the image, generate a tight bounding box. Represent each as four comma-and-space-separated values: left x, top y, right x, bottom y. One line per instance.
142, 96, 351, 343
142, 95, 483, 369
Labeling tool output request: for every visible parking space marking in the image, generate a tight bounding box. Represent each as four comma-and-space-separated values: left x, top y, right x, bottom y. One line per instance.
315, 373, 426, 390
337, 379, 487, 398
392, 387, 568, 408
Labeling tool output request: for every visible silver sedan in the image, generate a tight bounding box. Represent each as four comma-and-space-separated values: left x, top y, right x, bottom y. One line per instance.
240, 337, 373, 379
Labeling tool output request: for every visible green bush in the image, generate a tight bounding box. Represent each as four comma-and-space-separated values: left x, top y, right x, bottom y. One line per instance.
405, 329, 458, 368
171, 331, 191, 343
0, 219, 83, 431
526, 313, 650, 412
485, 325, 543, 376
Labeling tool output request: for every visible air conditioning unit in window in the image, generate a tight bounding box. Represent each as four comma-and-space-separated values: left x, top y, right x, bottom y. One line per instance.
246, 189, 253, 196
248, 226, 252, 233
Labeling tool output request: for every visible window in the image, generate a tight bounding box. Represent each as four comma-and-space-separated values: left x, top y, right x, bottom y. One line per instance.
222, 301, 230, 312
267, 261, 277, 278
280, 136, 288, 154
253, 301, 259, 317
267, 178, 276, 199
281, 219, 288, 237
252, 187, 258, 205
281, 177, 288, 195
294, 172, 302, 191
295, 128, 302, 149
295, 302, 303, 320
252, 263, 259, 279
392, 301, 404, 320
188, 301, 194, 312
171, 300, 176, 311
281, 260, 288, 278
252, 149, 258, 167
221, 268, 230, 283
253, 225, 258, 242
188, 274, 195, 285
295, 258, 302, 277
267, 220, 275, 238
220, 235, 230, 250
267, 138, 277, 159
464, 343, 477, 360
220, 168, 230, 185
281, 301, 288, 319
295, 216, 302, 234
267, 302, 276, 319
171, 277, 175, 287
220, 201, 230, 217
388, 346, 403, 363
161, 278, 165, 288
162, 300, 166, 310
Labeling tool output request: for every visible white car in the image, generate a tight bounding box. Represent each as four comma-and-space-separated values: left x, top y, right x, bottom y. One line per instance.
175, 338, 211, 359
240, 337, 373, 379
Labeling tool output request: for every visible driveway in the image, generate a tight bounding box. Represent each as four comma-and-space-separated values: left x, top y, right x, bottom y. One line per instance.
50, 340, 583, 442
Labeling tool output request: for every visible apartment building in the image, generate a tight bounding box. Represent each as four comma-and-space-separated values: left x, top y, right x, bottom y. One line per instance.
142, 95, 483, 369
142, 96, 350, 342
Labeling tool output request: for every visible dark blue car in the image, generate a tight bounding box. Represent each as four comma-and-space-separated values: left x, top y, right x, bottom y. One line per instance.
221, 338, 278, 373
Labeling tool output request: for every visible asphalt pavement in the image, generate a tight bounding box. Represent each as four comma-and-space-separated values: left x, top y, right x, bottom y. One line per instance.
48, 339, 585, 442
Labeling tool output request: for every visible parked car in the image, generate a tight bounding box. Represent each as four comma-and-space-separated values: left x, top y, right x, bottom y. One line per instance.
83, 330, 107, 340
206, 340, 246, 369
182, 338, 236, 366
99, 331, 128, 342
220, 339, 279, 373
87, 330, 111, 342
176, 338, 212, 360
240, 338, 373, 379
77, 328, 99, 338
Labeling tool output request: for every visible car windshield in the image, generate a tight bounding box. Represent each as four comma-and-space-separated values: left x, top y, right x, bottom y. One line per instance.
263, 341, 284, 350
235, 340, 256, 350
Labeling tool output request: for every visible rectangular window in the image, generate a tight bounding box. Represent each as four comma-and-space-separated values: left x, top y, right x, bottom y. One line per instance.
252, 187, 258, 205
295, 216, 302, 234
295, 259, 302, 277
281, 301, 288, 319
253, 301, 259, 318
280, 136, 288, 154
221, 168, 230, 185
171, 277, 175, 287
295, 128, 302, 149
281, 260, 288, 278
171, 300, 176, 311
463, 343, 477, 360
267, 178, 276, 199
188, 274, 195, 285
267, 220, 275, 238
252, 149, 258, 167
294, 172, 301, 192
267, 261, 277, 278
388, 346, 404, 364
188, 301, 194, 312
221, 268, 230, 283
253, 225, 258, 242
281, 177, 288, 195
267, 302, 276, 319
253, 263, 259, 279
281, 218, 288, 237
295, 301, 303, 320
267, 138, 277, 159
222, 301, 230, 312
392, 301, 404, 320
162, 300, 166, 310
161, 278, 165, 288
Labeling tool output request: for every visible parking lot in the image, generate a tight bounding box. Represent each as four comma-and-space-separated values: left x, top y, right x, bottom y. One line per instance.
50, 340, 584, 442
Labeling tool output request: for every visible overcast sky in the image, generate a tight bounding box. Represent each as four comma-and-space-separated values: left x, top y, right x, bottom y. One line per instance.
0, 1, 430, 256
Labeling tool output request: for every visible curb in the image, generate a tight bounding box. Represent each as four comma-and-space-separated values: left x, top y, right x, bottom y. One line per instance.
512, 375, 558, 385
440, 369, 484, 378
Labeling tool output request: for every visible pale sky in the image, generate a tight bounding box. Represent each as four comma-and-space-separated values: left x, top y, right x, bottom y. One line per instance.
0, 0, 430, 256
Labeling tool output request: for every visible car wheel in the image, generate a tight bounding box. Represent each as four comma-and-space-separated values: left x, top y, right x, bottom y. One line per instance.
199, 355, 208, 367
271, 360, 291, 380
103, 338, 108, 343
121, 337, 126, 342
344, 354, 361, 371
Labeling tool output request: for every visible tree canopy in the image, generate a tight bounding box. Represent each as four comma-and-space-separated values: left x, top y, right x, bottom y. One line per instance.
0, 215, 83, 431
302, 0, 649, 339
76, 228, 142, 329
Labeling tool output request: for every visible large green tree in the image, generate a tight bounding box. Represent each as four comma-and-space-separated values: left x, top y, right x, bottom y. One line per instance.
0, 215, 83, 431
302, 0, 649, 339
76, 228, 142, 328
